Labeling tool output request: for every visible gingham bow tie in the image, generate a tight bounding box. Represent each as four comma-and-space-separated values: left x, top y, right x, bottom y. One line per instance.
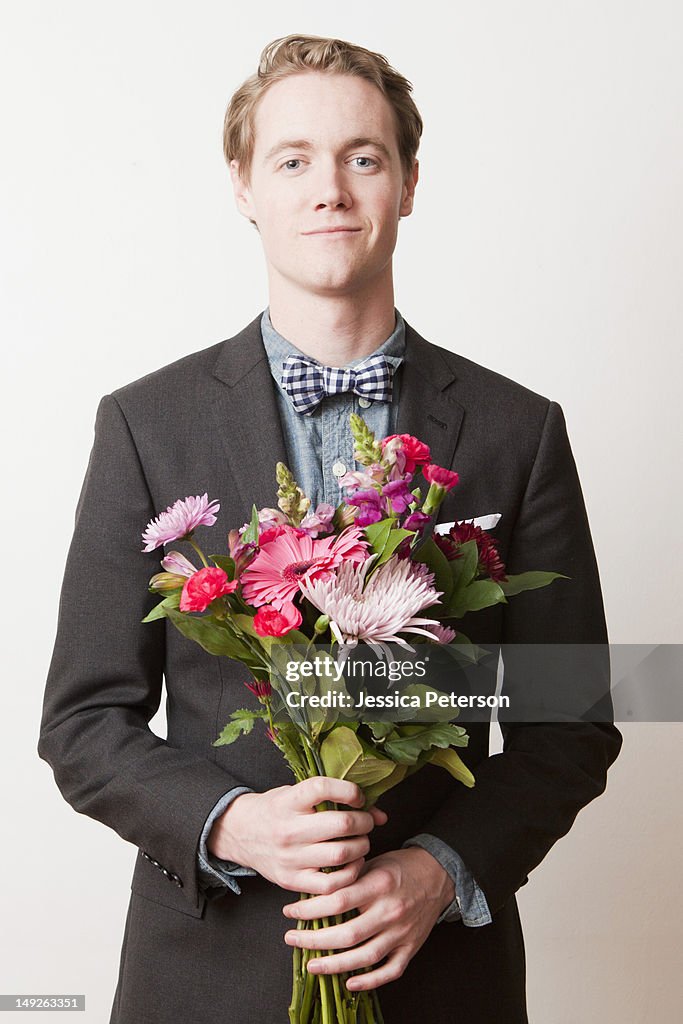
281, 352, 393, 415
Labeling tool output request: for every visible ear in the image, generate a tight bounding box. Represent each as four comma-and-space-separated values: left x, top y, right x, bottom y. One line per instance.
230, 159, 258, 222
399, 159, 419, 218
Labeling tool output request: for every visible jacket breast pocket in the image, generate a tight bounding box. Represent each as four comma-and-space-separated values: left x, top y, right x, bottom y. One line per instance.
130, 849, 207, 919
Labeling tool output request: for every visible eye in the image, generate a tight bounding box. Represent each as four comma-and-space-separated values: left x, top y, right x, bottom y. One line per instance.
280, 158, 303, 171
351, 156, 378, 169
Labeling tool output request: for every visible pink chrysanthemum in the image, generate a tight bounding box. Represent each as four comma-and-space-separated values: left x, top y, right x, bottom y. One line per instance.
425, 622, 458, 644
142, 493, 220, 552
240, 525, 369, 611
299, 555, 443, 649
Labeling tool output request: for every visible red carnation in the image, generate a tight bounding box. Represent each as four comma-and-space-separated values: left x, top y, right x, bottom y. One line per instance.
435, 522, 508, 583
179, 566, 238, 612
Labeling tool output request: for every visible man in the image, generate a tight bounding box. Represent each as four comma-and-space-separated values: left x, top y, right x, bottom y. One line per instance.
38, 34, 622, 1023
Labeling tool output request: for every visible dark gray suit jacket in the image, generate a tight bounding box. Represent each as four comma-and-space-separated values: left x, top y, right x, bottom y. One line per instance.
38, 313, 622, 1023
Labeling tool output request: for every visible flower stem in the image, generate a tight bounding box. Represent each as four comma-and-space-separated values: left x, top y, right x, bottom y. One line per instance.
186, 536, 209, 567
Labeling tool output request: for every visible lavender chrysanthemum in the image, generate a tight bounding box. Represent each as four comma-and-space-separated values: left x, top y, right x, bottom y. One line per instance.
299, 555, 443, 649
141, 493, 220, 552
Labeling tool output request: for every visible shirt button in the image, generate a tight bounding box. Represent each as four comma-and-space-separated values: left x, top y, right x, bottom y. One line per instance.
332, 461, 347, 478
358, 397, 372, 409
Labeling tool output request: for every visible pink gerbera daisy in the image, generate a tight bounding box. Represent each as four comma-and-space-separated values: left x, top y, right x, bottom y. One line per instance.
240, 525, 369, 610
141, 493, 220, 552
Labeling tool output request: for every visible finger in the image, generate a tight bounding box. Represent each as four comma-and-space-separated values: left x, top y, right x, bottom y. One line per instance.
284, 907, 381, 951
345, 947, 411, 991
283, 865, 370, 919
296, 808, 377, 844
291, 859, 364, 896
306, 940, 390, 977
293, 835, 370, 870
289, 777, 363, 812
368, 805, 388, 825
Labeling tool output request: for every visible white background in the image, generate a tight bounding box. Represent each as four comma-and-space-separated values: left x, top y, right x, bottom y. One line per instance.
2, 2, 681, 1020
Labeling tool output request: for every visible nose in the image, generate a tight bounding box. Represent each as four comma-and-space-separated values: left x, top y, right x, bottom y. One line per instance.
313, 159, 353, 212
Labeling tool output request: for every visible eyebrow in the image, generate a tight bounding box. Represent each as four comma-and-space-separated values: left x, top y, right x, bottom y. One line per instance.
263, 136, 393, 164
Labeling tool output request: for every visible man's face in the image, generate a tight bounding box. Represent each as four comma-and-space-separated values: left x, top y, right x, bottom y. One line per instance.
230, 72, 418, 298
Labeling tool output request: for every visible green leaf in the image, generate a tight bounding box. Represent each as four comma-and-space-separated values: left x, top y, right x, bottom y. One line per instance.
363, 518, 393, 556
141, 590, 181, 623
166, 606, 255, 659
427, 746, 475, 788
320, 726, 363, 779
372, 527, 415, 571
365, 721, 396, 741
413, 537, 453, 605
384, 722, 470, 764
449, 539, 479, 593
273, 723, 308, 781
498, 571, 568, 597
241, 505, 260, 547
212, 707, 267, 746
448, 579, 507, 618
345, 734, 397, 788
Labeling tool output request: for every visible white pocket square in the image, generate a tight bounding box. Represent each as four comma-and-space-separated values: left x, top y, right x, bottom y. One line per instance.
434, 513, 502, 535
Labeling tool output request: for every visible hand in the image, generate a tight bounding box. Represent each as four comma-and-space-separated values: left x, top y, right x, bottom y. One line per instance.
207, 776, 388, 895
281, 847, 455, 992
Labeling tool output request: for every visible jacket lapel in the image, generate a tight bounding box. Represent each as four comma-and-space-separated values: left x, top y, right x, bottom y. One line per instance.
398, 319, 464, 479
210, 311, 290, 518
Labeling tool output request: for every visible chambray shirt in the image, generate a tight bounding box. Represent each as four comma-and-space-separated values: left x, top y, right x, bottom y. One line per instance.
196, 307, 492, 928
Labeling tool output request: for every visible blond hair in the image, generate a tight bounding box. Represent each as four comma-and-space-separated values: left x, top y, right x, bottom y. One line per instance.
223, 34, 423, 186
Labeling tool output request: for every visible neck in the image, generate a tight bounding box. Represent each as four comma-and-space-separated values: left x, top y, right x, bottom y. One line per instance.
266, 269, 397, 367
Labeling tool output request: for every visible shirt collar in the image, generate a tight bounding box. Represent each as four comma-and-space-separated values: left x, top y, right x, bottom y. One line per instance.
260, 306, 406, 387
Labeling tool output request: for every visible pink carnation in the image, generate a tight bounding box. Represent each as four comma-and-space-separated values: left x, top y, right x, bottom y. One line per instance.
423, 464, 460, 492
381, 434, 431, 474
253, 602, 303, 637
179, 566, 238, 612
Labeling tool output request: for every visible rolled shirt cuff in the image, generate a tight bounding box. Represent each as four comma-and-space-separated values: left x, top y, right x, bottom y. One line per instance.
401, 832, 493, 927
197, 786, 259, 898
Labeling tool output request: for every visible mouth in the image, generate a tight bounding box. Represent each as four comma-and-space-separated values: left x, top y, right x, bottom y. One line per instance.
303, 227, 362, 235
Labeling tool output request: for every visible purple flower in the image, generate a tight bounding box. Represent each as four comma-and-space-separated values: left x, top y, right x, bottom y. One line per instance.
381, 478, 414, 515
141, 494, 220, 552
160, 550, 198, 577
403, 510, 431, 533
299, 503, 336, 538
426, 622, 457, 643
228, 529, 258, 574
346, 488, 385, 527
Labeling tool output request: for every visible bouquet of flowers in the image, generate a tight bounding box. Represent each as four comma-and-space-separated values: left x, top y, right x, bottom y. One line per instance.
140, 414, 563, 1024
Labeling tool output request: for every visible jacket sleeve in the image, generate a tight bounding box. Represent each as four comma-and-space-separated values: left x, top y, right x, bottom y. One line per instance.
37, 394, 253, 914
413, 400, 623, 916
